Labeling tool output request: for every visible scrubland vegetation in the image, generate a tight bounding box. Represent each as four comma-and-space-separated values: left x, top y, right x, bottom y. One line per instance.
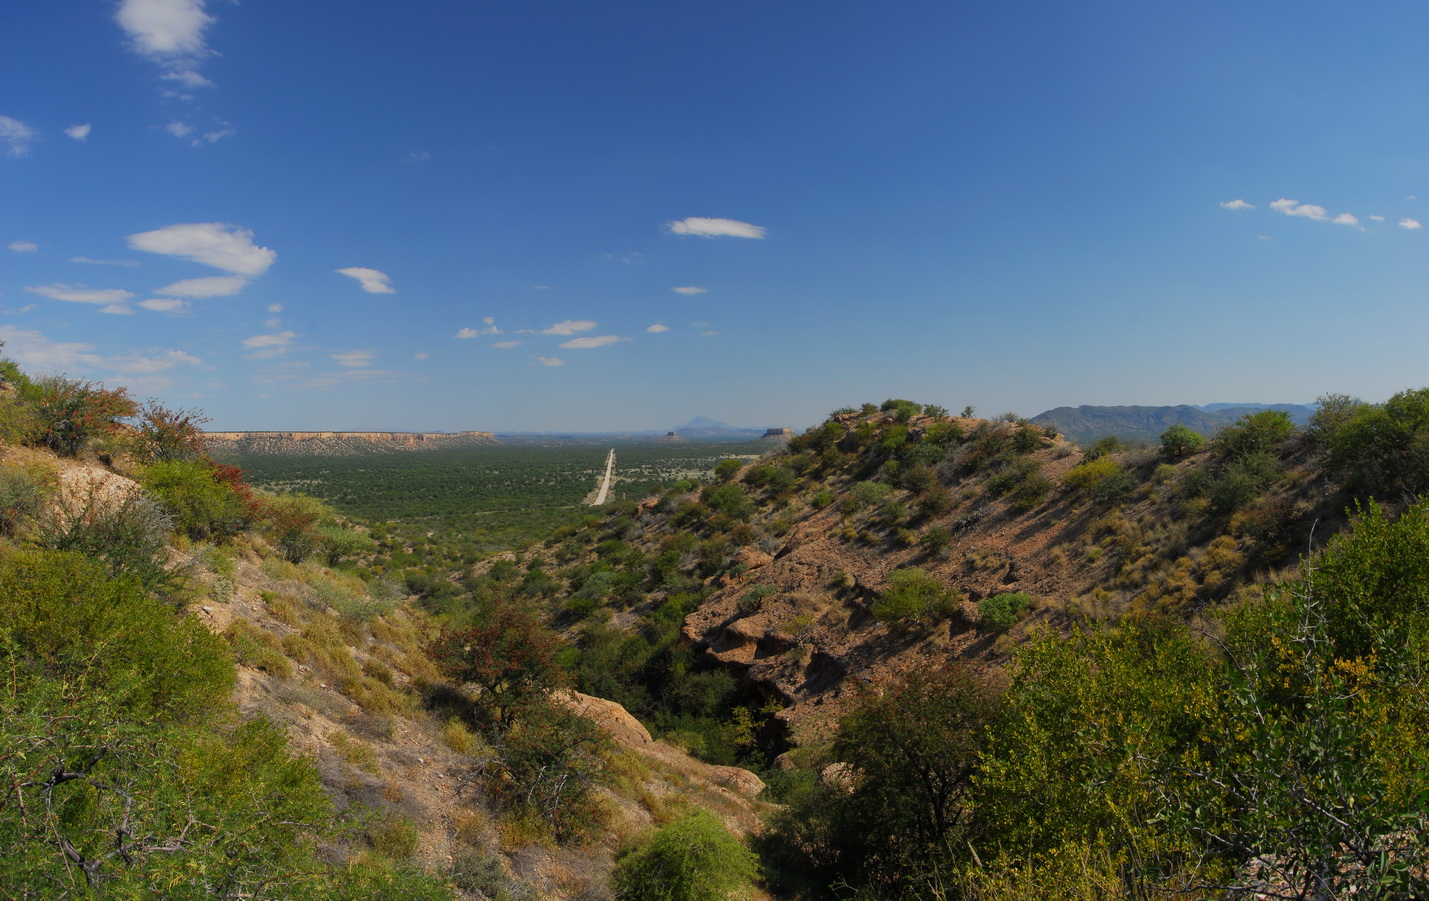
4, 338, 1429, 900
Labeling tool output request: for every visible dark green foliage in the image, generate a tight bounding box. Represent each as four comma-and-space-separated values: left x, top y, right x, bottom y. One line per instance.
1063, 457, 1137, 506
738, 583, 776, 614
611, 808, 759, 901
979, 591, 1033, 631
1213, 408, 1296, 460
919, 523, 953, 558
1159, 423, 1206, 461
1315, 387, 1429, 500
714, 458, 744, 482
1206, 452, 1282, 514
1082, 435, 1125, 460
702, 482, 753, 521
872, 566, 957, 628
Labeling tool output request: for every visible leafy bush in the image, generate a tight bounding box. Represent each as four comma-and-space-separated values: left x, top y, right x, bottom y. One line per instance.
873, 567, 958, 628
714, 458, 744, 482
1316, 387, 1429, 500
141, 459, 249, 541
611, 808, 758, 901
22, 374, 137, 456
37, 485, 180, 596
131, 399, 210, 463
738, 583, 776, 615
428, 600, 564, 726
1159, 423, 1206, 461
979, 592, 1033, 631
1062, 457, 1135, 505
1213, 409, 1295, 460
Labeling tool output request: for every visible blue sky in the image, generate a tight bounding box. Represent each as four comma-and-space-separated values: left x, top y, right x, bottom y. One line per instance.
2, 1, 1426, 431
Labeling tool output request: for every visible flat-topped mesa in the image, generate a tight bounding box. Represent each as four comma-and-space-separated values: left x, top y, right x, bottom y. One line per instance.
204, 430, 499, 456
761, 428, 794, 438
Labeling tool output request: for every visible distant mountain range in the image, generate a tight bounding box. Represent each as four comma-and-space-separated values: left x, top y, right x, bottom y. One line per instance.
1030, 403, 1317, 446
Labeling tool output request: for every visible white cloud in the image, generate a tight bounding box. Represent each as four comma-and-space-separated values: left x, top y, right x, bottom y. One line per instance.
64, 124, 91, 142
336, 266, 395, 294
8, 241, 37, 253
673, 285, 707, 295
1219, 199, 1254, 210
138, 297, 190, 314
167, 121, 193, 138
413, 352, 430, 360
0, 325, 200, 381
156, 274, 248, 297
492, 340, 523, 349
456, 318, 501, 339
101, 304, 135, 315
262, 318, 281, 328
1400, 218, 1423, 230
109, 349, 202, 374
242, 331, 296, 359
116, 0, 216, 88
560, 335, 622, 349
665, 217, 767, 239
701, 331, 719, 337
199, 127, 235, 144
128, 222, 275, 275
331, 349, 376, 368
0, 115, 37, 157
72, 256, 139, 266
535, 356, 564, 367
267, 303, 283, 313
1370, 215, 1386, 222
1270, 198, 1328, 221
542, 319, 597, 336
1333, 213, 1360, 228
646, 323, 669, 333
24, 283, 136, 305
406, 150, 431, 163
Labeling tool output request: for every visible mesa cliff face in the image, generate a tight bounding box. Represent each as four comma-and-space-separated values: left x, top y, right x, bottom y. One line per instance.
205, 430, 499, 456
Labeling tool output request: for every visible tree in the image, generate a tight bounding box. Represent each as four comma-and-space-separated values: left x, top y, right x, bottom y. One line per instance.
132, 399, 211, 463
428, 600, 564, 726
1159, 423, 1206, 461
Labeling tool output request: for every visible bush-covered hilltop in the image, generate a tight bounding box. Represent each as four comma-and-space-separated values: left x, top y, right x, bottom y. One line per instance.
7, 335, 1429, 901
0, 349, 768, 900
494, 394, 1429, 898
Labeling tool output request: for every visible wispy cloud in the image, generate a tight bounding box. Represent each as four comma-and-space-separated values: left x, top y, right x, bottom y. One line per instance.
701, 331, 719, 337
1219, 199, 1254, 210
267, 303, 283, 313
157, 275, 248, 297
0, 115, 37, 157
560, 335, 623, 349
456, 317, 501, 339
492, 340, 523, 349
542, 319, 597, 336
1270, 198, 1328, 221
535, 356, 564, 367
646, 323, 669, 333
166, 121, 193, 138
101, 304, 135, 315
242, 331, 297, 359
336, 266, 395, 294
115, 0, 217, 87
405, 150, 431, 163
673, 285, 707, 295
138, 298, 190, 314
331, 349, 376, 368
64, 124, 91, 142
1400, 218, 1423, 230
1333, 213, 1360, 228
1369, 215, 1386, 222
72, 256, 140, 266
24, 283, 136, 306
8, 241, 37, 253
665, 217, 767, 239
128, 222, 275, 276
0, 325, 201, 385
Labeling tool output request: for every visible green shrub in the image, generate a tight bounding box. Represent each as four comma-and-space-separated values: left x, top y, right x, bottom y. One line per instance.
739, 583, 777, 615
873, 567, 958, 628
37, 486, 180, 595
1213, 409, 1295, 460
979, 592, 1034, 631
141, 459, 248, 541
1159, 423, 1206, 461
611, 808, 758, 901
131, 399, 210, 463
714, 458, 744, 482
1062, 457, 1134, 505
